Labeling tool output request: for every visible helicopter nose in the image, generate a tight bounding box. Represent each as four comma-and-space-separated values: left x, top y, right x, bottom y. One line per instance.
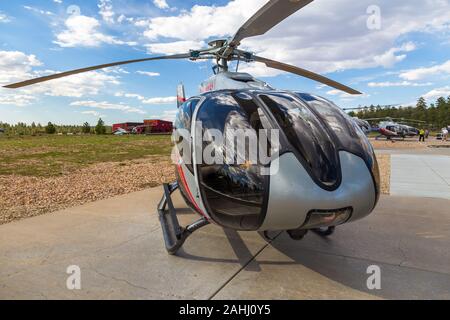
259, 151, 377, 231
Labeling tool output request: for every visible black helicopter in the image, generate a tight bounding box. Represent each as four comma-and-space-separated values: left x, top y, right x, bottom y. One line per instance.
4, 0, 380, 255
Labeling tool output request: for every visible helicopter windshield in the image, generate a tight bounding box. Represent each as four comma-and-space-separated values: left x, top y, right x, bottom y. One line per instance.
259, 93, 340, 187
294, 92, 380, 202
196, 92, 271, 230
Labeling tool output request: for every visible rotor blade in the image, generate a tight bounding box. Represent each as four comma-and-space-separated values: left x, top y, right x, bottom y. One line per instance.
3, 53, 192, 89
230, 0, 314, 46
252, 55, 362, 95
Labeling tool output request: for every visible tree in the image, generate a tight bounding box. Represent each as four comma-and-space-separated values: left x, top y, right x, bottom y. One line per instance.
82, 122, 91, 134
45, 122, 56, 134
416, 97, 427, 110
95, 118, 106, 135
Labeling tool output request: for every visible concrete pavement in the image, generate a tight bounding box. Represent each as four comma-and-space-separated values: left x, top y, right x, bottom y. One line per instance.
391, 154, 450, 200
1, 187, 450, 300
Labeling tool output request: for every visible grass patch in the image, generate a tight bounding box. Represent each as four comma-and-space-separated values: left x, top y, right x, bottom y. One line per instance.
0, 135, 173, 177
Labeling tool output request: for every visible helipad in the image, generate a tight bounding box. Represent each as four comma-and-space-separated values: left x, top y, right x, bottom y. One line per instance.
391, 154, 450, 200
1, 187, 449, 300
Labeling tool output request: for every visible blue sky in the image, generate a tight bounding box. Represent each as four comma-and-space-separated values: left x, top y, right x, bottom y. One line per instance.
0, 0, 449, 125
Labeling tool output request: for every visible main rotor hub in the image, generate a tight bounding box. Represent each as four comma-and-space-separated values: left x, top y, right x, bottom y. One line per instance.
208, 39, 228, 49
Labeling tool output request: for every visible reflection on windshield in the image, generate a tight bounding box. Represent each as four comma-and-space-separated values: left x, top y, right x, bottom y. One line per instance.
196, 92, 270, 230
295, 93, 375, 168
260, 93, 339, 186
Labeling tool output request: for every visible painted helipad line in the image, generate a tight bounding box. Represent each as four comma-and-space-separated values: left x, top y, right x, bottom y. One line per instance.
391, 154, 450, 200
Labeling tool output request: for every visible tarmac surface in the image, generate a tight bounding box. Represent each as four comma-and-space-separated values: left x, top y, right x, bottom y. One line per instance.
391, 154, 450, 200
1, 187, 450, 300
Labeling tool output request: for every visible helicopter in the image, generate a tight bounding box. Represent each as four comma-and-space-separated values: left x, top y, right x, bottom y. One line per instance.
4, 0, 380, 255
344, 106, 425, 140
364, 117, 424, 140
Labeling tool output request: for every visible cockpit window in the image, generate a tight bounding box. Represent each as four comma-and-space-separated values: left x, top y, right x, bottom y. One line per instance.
259, 93, 339, 186
196, 92, 270, 230
294, 93, 375, 169
294, 92, 379, 203
174, 99, 199, 173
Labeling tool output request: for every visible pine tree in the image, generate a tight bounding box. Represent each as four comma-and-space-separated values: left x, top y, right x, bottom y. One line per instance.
82, 122, 91, 134
95, 118, 106, 135
45, 122, 56, 134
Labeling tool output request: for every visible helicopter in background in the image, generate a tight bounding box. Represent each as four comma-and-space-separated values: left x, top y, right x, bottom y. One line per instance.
364, 117, 424, 140
343, 105, 426, 140
4, 0, 380, 255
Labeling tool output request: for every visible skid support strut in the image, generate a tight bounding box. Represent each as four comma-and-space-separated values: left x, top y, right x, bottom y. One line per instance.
157, 182, 210, 255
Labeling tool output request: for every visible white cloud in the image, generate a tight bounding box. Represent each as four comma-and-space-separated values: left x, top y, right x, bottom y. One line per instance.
141, 0, 450, 75
0, 93, 37, 107
115, 91, 176, 105
399, 60, 450, 81
53, 0, 63, 4
0, 51, 42, 84
23, 5, 54, 16
368, 81, 433, 87
27, 72, 120, 98
0, 51, 41, 107
137, 71, 160, 77
153, 0, 170, 10
422, 86, 450, 101
71, 100, 146, 114
150, 109, 178, 121
142, 97, 177, 105
0, 50, 120, 106
54, 15, 137, 47
0, 12, 11, 23
103, 67, 130, 74
81, 110, 102, 117
327, 89, 370, 100
372, 42, 416, 68
117, 14, 134, 24
115, 92, 145, 100
145, 40, 205, 55
98, 0, 115, 23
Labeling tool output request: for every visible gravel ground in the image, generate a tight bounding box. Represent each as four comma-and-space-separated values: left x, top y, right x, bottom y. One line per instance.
370, 138, 450, 150
376, 154, 391, 195
0, 153, 392, 225
0, 156, 175, 225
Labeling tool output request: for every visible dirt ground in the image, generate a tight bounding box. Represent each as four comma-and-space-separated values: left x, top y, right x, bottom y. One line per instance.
376, 154, 390, 195
0, 156, 175, 225
370, 138, 450, 150
0, 154, 392, 225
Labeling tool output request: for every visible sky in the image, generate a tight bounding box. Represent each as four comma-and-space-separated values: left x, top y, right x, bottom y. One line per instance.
0, 0, 449, 125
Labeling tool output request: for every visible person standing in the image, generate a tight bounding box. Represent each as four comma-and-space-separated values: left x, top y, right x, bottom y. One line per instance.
419, 128, 425, 142
443, 127, 449, 141
425, 129, 430, 140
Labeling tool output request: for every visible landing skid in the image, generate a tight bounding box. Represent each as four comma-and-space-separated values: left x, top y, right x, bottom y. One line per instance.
157, 182, 209, 255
